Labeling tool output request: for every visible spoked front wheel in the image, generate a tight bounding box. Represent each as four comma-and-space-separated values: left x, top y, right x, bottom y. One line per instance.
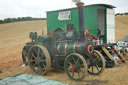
88, 50, 105, 75
64, 53, 88, 81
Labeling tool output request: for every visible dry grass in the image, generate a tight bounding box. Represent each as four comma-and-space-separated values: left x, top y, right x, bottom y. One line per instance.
0, 17, 128, 85
115, 16, 128, 40
0, 20, 47, 48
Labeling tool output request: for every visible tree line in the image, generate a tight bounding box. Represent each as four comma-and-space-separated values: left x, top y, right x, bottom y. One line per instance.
115, 12, 128, 16
0, 13, 127, 24
0, 17, 46, 24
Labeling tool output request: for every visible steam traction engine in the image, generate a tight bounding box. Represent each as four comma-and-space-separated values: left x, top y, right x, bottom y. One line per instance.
22, 2, 105, 80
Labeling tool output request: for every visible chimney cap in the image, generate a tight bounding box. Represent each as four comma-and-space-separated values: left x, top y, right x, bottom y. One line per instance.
76, 2, 84, 7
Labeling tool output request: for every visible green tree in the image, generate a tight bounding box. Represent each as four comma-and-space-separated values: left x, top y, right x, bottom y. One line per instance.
124, 12, 128, 15
0, 20, 3, 24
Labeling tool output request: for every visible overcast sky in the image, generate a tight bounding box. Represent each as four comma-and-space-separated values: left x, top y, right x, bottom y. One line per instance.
0, 0, 127, 20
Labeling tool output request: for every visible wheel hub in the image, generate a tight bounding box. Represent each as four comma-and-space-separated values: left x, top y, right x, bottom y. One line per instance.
36, 59, 38, 63
72, 65, 80, 72
90, 60, 97, 66
35, 57, 40, 64
72, 66, 76, 70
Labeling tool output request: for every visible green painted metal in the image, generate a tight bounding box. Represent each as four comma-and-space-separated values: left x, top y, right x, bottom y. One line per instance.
47, 8, 79, 33
84, 6, 98, 36
104, 9, 107, 44
47, 5, 108, 42
56, 41, 74, 55
67, 43, 74, 54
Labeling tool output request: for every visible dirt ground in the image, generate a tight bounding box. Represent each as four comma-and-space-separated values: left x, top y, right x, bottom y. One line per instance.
0, 63, 128, 85
0, 17, 128, 85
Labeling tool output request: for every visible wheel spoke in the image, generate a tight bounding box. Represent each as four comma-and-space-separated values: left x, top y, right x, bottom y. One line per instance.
95, 61, 101, 66
34, 62, 37, 66
68, 62, 73, 66
29, 56, 32, 61
38, 64, 44, 74
32, 53, 36, 59
79, 69, 84, 74
33, 48, 37, 53
30, 59, 35, 62
71, 56, 76, 64
91, 66, 94, 73
40, 60, 46, 63
38, 63, 40, 68
29, 57, 35, 63
95, 56, 101, 63
95, 65, 100, 72
72, 71, 75, 78
75, 57, 80, 65
68, 66, 72, 71
38, 64, 41, 72
94, 53, 99, 57
42, 64, 46, 71
37, 48, 40, 57
79, 64, 85, 73
78, 72, 80, 78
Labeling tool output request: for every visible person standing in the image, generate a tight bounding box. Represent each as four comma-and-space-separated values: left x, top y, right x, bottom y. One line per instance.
84, 28, 97, 41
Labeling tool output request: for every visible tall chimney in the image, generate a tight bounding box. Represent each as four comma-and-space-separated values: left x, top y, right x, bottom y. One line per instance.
76, 2, 85, 39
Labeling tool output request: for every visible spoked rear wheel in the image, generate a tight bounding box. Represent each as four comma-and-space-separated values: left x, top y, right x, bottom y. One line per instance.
88, 50, 105, 75
27, 45, 51, 75
64, 53, 88, 80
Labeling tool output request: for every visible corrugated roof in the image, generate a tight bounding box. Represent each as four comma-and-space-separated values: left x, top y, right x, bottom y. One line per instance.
47, 4, 116, 13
